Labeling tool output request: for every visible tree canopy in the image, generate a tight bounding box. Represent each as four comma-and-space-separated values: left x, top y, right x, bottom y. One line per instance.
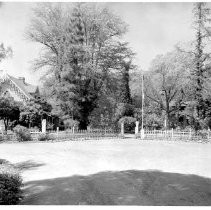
0, 97, 20, 133
27, 2, 134, 129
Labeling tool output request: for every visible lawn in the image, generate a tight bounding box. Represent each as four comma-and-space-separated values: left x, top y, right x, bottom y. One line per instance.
0, 139, 211, 205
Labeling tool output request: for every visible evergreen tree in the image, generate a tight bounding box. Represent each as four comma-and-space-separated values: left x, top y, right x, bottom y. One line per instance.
119, 60, 132, 104
189, 2, 211, 129
28, 3, 132, 129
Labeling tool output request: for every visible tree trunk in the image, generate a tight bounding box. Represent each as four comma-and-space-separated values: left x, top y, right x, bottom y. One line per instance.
79, 120, 88, 130
3, 118, 8, 134
166, 112, 170, 130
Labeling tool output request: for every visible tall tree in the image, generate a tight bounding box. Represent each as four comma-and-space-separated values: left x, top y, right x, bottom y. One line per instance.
179, 3, 211, 130
0, 43, 12, 94
192, 3, 211, 120
119, 60, 132, 104
27, 3, 132, 129
145, 50, 191, 129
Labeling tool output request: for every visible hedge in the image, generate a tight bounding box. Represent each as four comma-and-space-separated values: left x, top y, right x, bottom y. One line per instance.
0, 161, 23, 204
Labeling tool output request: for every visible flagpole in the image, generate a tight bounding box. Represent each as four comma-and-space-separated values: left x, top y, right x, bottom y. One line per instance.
141, 72, 144, 139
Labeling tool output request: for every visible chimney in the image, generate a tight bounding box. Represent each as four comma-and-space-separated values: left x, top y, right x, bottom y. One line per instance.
18, 77, 25, 83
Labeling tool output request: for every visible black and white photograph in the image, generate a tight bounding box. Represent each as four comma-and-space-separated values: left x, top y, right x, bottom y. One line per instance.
0, 0, 211, 206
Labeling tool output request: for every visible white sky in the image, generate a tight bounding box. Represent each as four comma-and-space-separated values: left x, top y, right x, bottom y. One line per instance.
0, 2, 198, 85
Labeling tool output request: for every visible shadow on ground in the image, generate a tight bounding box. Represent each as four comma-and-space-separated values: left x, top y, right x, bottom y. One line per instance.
15, 160, 45, 171
20, 170, 211, 205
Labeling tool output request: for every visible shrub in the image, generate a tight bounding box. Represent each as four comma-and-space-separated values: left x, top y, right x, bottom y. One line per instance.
0, 163, 23, 204
46, 122, 54, 131
118, 116, 136, 124
38, 133, 51, 141
13, 125, 32, 142
0, 135, 3, 142
0, 159, 10, 165
118, 116, 137, 133
28, 126, 39, 132
63, 119, 79, 130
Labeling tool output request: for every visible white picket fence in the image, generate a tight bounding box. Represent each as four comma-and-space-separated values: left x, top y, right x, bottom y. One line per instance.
1, 128, 210, 143
137, 129, 211, 143
30, 128, 120, 141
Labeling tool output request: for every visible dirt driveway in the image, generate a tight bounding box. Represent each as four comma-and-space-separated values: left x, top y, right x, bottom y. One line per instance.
1, 139, 211, 205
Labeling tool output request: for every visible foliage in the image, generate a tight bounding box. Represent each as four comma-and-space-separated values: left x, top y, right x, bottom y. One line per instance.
145, 49, 192, 129
0, 97, 20, 132
0, 162, 23, 205
63, 119, 79, 129
89, 94, 116, 128
144, 113, 164, 129
28, 126, 39, 132
37, 133, 51, 141
186, 2, 211, 130
118, 116, 136, 125
0, 159, 10, 164
118, 60, 133, 104
182, 99, 211, 130
27, 2, 134, 129
13, 125, 32, 142
19, 97, 52, 129
114, 103, 134, 122
46, 122, 54, 131
118, 116, 136, 133
0, 43, 12, 63
176, 3, 211, 130
130, 69, 144, 108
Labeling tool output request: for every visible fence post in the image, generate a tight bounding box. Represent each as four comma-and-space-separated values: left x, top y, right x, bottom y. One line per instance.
42, 119, 46, 133
121, 122, 124, 137
56, 127, 59, 139
141, 129, 145, 139
172, 128, 174, 140
189, 128, 191, 140
135, 121, 139, 137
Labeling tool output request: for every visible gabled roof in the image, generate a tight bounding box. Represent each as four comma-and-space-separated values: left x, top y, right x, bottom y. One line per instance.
0, 70, 39, 100
8, 75, 39, 98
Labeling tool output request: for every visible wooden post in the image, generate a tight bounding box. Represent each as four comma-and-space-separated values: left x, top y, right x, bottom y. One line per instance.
73, 126, 75, 134
56, 127, 59, 139
135, 121, 139, 137
121, 122, 124, 137
189, 128, 192, 140
42, 119, 46, 133
172, 128, 174, 140
141, 128, 145, 139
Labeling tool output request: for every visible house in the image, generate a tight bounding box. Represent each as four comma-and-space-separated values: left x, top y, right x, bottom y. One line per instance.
0, 70, 40, 132
0, 70, 39, 103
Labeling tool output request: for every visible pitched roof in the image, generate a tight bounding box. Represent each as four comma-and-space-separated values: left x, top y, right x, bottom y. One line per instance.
0, 70, 39, 100
7, 75, 39, 99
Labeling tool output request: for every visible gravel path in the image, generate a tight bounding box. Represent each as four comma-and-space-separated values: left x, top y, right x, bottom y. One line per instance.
1, 139, 211, 205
